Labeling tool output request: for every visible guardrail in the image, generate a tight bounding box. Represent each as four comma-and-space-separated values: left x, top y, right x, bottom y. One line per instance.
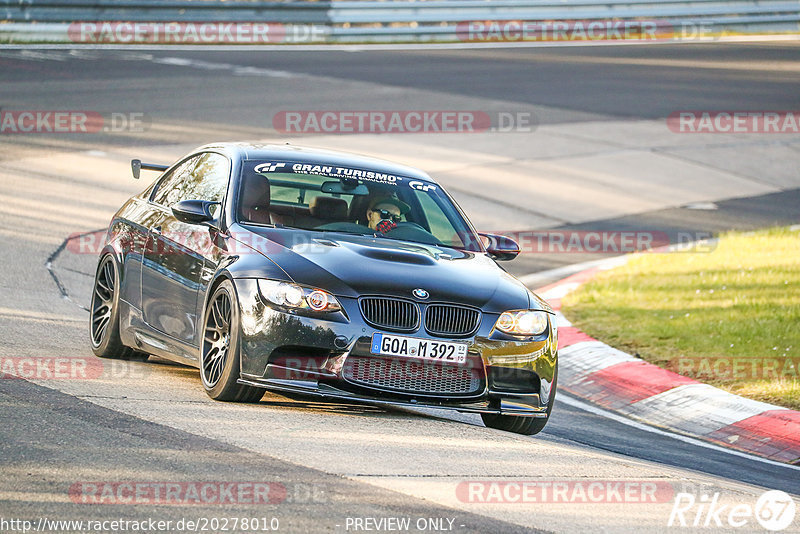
2, 0, 332, 23
2, 0, 799, 44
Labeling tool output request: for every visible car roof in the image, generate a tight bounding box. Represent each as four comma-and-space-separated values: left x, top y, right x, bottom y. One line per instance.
197, 142, 437, 184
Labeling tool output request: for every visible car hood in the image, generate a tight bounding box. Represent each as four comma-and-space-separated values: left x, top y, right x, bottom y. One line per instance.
233, 225, 535, 314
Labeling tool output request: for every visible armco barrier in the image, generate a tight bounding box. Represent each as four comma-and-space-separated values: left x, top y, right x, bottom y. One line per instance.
1, 0, 799, 44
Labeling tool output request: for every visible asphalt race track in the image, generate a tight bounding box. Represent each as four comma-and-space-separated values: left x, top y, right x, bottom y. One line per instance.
1, 43, 799, 533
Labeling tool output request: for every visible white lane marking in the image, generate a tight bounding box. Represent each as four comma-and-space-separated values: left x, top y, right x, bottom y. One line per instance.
67, 49, 100, 60
232, 65, 295, 78
0, 49, 298, 78
558, 393, 800, 471
147, 56, 298, 78
151, 57, 193, 66
19, 50, 67, 61
683, 201, 718, 210
116, 52, 154, 61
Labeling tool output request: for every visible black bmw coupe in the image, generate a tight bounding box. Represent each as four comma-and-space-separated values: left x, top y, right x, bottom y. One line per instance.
90, 143, 558, 435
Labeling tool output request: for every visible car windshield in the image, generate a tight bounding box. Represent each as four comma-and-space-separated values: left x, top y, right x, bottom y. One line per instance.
237, 160, 482, 251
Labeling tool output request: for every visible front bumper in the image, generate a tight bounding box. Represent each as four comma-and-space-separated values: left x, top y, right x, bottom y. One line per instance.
233, 279, 557, 417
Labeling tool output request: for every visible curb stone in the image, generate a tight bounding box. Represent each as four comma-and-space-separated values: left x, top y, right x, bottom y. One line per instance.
531, 259, 800, 465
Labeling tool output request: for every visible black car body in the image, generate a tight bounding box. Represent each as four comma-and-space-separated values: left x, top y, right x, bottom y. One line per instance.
90, 143, 558, 434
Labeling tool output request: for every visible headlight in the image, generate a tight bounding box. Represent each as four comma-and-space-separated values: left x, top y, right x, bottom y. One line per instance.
494, 310, 549, 336
257, 280, 341, 313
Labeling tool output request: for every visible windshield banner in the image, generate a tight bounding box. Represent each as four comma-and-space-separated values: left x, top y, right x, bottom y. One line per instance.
252, 160, 425, 186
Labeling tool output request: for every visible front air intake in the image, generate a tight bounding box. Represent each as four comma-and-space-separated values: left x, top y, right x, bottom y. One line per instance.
424, 304, 481, 337
343, 356, 483, 396
359, 297, 420, 332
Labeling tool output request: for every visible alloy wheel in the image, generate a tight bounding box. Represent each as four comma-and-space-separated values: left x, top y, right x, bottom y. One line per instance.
91, 257, 116, 347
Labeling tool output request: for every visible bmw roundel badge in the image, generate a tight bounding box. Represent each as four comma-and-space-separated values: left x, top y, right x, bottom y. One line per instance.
412, 288, 429, 300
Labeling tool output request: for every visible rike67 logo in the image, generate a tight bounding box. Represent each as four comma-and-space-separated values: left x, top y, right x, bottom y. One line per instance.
669, 490, 796, 531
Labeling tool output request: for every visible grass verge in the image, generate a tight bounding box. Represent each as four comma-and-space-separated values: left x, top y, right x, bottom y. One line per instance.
561, 226, 800, 410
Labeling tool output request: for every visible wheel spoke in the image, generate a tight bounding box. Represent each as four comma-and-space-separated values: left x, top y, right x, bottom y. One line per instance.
93, 316, 109, 343
104, 262, 115, 291
212, 351, 225, 381
202, 291, 233, 388
212, 299, 223, 329
96, 278, 111, 297
206, 354, 218, 379
221, 298, 231, 327
204, 330, 219, 344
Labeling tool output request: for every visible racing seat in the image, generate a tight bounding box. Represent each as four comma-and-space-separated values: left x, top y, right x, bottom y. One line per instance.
239, 172, 271, 224
348, 194, 372, 226
309, 196, 348, 225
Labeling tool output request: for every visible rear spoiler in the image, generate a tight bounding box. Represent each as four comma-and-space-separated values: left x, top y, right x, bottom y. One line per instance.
131, 159, 168, 179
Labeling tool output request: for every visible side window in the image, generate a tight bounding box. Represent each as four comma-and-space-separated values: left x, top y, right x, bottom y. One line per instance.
179, 152, 231, 205
150, 156, 199, 207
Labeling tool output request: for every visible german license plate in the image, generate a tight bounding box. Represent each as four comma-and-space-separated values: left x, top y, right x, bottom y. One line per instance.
370, 333, 468, 364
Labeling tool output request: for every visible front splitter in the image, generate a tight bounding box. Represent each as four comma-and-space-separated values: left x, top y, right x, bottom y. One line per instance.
238, 377, 548, 417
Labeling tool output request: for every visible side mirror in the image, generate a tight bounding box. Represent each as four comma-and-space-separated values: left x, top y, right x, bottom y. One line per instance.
480, 233, 520, 261
172, 200, 219, 225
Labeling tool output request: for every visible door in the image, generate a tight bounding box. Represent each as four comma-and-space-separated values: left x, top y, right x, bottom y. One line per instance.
141, 152, 231, 346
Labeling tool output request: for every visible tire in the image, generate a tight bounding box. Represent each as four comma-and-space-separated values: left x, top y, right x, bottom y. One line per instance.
90, 254, 149, 362
200, 280, 265, 403
481, 366, 557, 436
